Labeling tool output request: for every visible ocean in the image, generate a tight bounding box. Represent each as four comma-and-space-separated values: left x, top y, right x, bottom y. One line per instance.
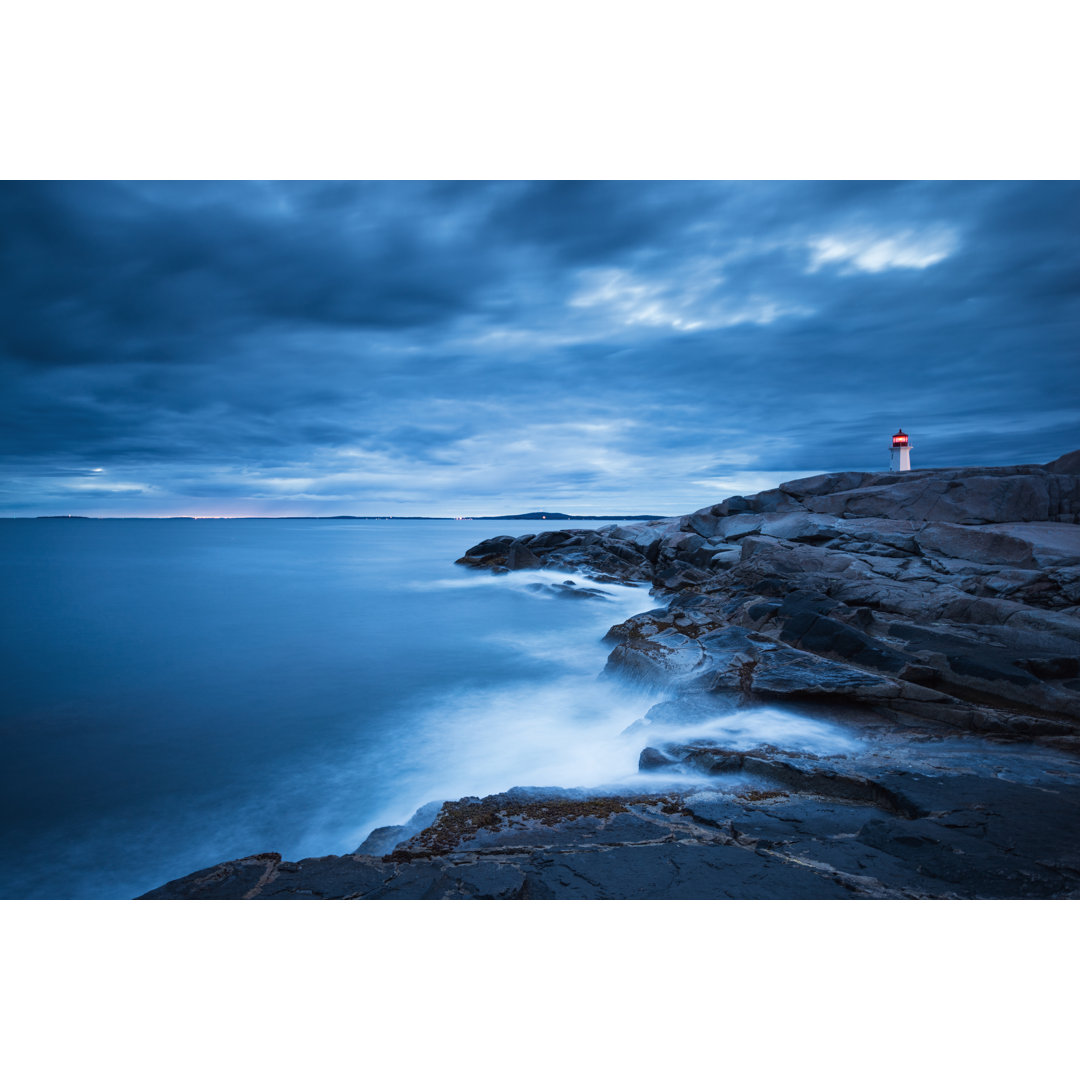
1, 518, 671, 899
1, 517, 861, 899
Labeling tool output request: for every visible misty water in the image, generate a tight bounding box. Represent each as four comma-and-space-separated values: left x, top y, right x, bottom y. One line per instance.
0, 519, 857, 899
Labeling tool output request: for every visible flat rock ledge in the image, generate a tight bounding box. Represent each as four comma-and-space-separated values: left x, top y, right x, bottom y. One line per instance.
141, 453, 1080, 900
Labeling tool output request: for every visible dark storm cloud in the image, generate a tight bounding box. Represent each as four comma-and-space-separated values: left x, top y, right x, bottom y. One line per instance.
483, 181, 725, 262
1, 181, 1077, 515
0, 181, 507, 370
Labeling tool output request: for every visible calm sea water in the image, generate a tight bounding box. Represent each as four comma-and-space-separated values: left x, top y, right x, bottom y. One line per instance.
0, 519, 667, 899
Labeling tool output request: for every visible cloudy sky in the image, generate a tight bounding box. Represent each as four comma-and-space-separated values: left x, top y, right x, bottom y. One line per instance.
1, 180, 1077, 517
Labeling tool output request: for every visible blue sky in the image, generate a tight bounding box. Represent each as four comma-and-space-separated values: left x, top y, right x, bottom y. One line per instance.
2, 180, 1077, 516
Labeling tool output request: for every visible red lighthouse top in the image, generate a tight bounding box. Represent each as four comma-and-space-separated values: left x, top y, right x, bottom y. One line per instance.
892, 429, 909, 447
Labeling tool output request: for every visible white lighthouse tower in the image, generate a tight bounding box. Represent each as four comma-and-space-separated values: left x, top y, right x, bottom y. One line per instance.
890, 428, 911, 471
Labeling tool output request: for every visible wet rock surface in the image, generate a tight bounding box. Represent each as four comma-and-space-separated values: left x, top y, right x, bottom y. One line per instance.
141, 454, 1080, 899
140, 739, 1080, 899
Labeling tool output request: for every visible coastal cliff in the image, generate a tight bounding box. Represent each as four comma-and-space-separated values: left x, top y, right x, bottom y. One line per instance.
140, 453, 1080, 899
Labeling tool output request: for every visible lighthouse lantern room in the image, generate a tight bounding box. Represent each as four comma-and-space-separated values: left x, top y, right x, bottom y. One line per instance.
890, 428, 911, 472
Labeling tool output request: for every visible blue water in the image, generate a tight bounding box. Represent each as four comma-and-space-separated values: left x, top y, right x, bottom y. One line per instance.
1, 519, 666, 898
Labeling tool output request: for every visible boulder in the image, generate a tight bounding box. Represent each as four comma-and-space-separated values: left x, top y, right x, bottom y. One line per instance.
638, 747, 676, 771
915, 523, 1037, 567
1047, 449, 1080, 474
462, 535, 514, 557
505, 542, 543, 570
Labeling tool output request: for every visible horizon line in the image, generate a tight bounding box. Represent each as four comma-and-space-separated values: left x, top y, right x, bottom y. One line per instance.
6, 511, 668, 522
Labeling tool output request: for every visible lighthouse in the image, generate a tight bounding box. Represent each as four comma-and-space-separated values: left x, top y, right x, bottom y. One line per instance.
890, 428, 911, 472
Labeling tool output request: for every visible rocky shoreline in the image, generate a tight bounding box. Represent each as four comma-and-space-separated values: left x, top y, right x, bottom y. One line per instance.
140, 452, 1080, 899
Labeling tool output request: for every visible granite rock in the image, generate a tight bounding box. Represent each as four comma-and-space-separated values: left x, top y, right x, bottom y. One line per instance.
142, 455, 1080, 899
